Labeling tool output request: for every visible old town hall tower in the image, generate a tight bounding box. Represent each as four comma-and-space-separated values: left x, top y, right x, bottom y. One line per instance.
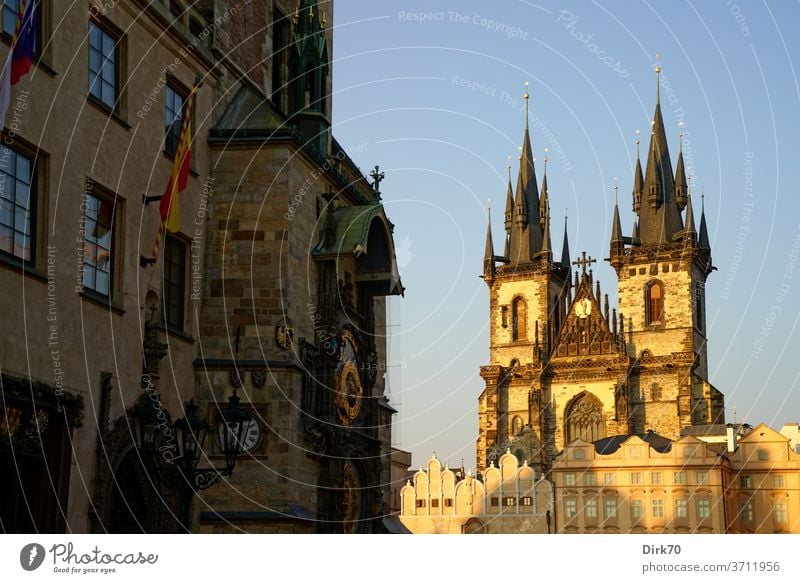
478, 73, 725, 475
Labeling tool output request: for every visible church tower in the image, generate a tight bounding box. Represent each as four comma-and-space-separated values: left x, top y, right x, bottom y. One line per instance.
609, 64, 722, 435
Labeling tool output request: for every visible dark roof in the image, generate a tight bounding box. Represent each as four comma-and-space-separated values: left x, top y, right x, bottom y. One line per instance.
593, 431, 673, 455
212, 84, 286, 134
680, 423, 750, 437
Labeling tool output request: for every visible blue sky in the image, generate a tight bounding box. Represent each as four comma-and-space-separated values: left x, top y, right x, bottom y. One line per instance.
331, 1, 800, 470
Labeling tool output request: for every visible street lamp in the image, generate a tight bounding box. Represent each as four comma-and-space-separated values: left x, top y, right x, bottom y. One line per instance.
130, 390, 251, 530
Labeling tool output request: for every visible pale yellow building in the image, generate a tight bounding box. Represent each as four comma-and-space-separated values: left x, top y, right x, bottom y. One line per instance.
400, 451, 553, 534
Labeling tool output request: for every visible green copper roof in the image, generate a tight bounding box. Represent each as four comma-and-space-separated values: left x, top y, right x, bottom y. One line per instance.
313, 204, 386, 257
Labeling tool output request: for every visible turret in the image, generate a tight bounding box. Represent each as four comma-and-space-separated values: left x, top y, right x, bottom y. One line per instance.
483, 206, 496, 283
674, 126, 688, 210
561, 211, 571, 269
610, 180, 624, 269
633, 132, 644, 214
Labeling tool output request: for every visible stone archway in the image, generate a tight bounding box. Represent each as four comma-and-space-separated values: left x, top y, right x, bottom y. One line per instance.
564, 392, 606, 444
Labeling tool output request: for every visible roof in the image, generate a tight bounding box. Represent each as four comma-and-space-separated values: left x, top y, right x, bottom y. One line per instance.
593, 431, 673, 455
680, 423, 750, 437
212, 84, 287, 134
313, 204, 387, 257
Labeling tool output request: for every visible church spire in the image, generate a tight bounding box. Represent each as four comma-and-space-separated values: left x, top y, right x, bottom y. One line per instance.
674, 124, 688, 210
537, 150, 553, 260
633, 131, 643, 214
699, 190, 710, 250
504, 160, 513, 257
561, 210, 571, 269
610, 179, 624, 265
483, 204, 496, 283
684, 189, 696, 241
638, 60, 683, 246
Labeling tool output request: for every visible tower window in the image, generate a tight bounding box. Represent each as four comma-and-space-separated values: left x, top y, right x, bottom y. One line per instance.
511, 415, 523, 436
645, 281, 664, 325
511, 296, 526, 341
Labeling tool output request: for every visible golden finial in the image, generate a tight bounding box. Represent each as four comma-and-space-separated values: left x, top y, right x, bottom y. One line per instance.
701, 188, 705, 211
507, 156, 512, 181
309, 5, 314, 19
321, 9, 327, 25
488, 198, 492, 215
524, 81, 530, 127
651, 119, 655, 136
655, 53, 662, 104
635, 129, 641, 157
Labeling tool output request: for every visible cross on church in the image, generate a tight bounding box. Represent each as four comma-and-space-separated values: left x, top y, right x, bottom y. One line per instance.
573, 251, 596, 273
370, 165, 385, 200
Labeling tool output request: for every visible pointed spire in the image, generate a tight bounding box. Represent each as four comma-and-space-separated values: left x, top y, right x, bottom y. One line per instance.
504, 160, 513, 231
610, 179, 624, 268
561, 210, 571, 268
483, 204, 496, 282
684, 180, 696, 243
632, 219, 641, 246
699, 190, 710, 250
633, 130, 643, 214
539, 149, 549, 229
674, 123, 688, 210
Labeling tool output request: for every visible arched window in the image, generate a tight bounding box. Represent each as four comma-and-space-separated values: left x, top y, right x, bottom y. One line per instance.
646, 281, 664, 325
565, 393, 605, 444
512, 296, 527, 341
511, 416, 523, 436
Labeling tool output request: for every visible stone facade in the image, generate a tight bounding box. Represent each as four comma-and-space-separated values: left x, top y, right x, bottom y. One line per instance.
400, 451, 553, 534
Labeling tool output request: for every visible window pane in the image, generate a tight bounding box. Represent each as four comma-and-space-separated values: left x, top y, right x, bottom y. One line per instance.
101, 31, 115, 56
0, 224, 12, 253
89, 22, 101, 48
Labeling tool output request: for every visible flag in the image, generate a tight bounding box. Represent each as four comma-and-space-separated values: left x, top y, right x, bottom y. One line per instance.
158, 87, 195, 233
0, 0, 35, 124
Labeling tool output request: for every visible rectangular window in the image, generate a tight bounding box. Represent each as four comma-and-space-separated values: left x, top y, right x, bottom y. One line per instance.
697, 499, 710, 519
430, 499, 438, 508
444, 498, 453, 508
163, 235, 186, 331
774, 503, 787, 523
772, 475, 785, 488
165, 82, 188, 157
740, 501, 754, 522
758, 449, 769, 461
3, 0, 40, 54
651, 472, 662, 485
583, 472, 596, 486
88, 19, 119, 111
415, 499, 425, 508
604, 498, 617, 519
520, 496, 533, 507
739, 475, 752, 488
565, 499, 577, 518
630, 472, 642, 485
503, 496, 515, 507
0, 145, 34, 262
490, 497, 499, 507
603, 472, 615, 486
564, 472, 576, 487
631, 499, 643, 519
695, 471, 709, 485
270, 7, 289, 111
81, 191, 115, 297
673, 471, 686, 485
675, 499, 688, 518
585, 498, 597, 519
652, 499, 664, 518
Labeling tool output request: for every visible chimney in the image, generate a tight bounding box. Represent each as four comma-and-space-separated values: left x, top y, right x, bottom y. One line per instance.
726, 423, 738, 453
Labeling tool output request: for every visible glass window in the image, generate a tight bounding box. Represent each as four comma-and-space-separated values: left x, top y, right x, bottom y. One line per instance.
631, 499, 643, 519
88, 21, 119, 110
758, 449, 769, 461
585, 498, 597, 518
2, 0, 38, 52
740, 501, 754, 522
430, 499, 439, 508
584, 472, 596, 486
574, 448, 585, 460
565, 499, 577, 518
520, 496, 532, 507
0, 145, 34, 262
697, 499, 710, 519
647, 281, 663, 324
652, 499, 664, 518
603, 472, 615, 486
739, 475, 752, 488
651, 472, 662, 485
604, 498, 617, 518
772, 475, 785, 488
165, 83, 187, 157
564, 473, 576, 487
695, 470, 709, 485
511, 296, 526, 341
444, 498, 453, 508
774, 503, 787, 523
163, 235, 186, 331
81, 192, 115, 296
630, 472, 641, 485
673, 471, 686, 485
503, 496, 515, 507
490, 497, 498, 507
675, 499, 688, 518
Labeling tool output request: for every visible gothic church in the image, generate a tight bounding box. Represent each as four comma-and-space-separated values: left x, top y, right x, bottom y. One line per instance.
478, 73, 725, 475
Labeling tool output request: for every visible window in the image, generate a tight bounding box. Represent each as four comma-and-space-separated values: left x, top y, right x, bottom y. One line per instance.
739, 475, 752, 489
630, 472, 642, 485
0, 145, 34, 262
585, 498, 597, 519
564, 473, 576, 487
583, 472, 596, 486
165, 82, 188, 158
650, 384, 662, 401
651, 472, 662, 485
675, 499, 688, 518
573, 448, 585, 460
652, 499, 664, 518
739, 501, 754, 523
162, 235, 186, 331
683, 446, 698, 458
646, 280, 664, 324
444, 498, 453, 508
564, 499, 577, 518
674, 471, 686, 485
697, 499, 710, 519
511, 296, 526, 341
758, 449, 769, 461
490, 497, 499, 507
503, 496, 515, 507
772, 475, 785, 488
565, 392, 605, 444
520, 496, 533, 507
81, 191, 115, 297
604, 498, 617, 518
774, 503, 787, 524
430, 499, 439, 508
2, 0, 39, 54
511, 415, 523, 436
88, 20, 120, 111
270, 7, 290, 111
631, 499, 643, 519
603, 472, 615, 486
695, 470, 709, 485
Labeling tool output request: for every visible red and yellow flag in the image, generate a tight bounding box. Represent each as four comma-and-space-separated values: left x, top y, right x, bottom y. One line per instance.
159, 86, 196, 233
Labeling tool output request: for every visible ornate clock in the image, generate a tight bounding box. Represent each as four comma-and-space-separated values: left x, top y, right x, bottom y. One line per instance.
340, 462, 360, 533
219, 417, 262, 453
333, 331, 363, 425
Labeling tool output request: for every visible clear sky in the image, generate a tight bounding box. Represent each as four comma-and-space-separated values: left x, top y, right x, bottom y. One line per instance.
330, 1, 800, 471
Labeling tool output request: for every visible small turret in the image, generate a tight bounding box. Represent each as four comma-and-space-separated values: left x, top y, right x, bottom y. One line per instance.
633, 132, 643, 214
483, 205, 496, 283
561, 211, 571, 269
674, 126, 688, 210
610, 180, 625, 269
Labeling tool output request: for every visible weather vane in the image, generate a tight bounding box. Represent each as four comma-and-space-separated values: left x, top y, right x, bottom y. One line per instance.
370, 165, 385, 200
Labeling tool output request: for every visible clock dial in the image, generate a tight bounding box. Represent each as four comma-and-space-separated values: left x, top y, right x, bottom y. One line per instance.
333, 332, 363, 425
575, 298, 592, 319
219, 417, 262, 453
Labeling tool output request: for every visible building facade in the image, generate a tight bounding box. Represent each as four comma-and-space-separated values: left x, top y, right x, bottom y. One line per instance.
0, 0, 403, 534
478, 73, 724, 476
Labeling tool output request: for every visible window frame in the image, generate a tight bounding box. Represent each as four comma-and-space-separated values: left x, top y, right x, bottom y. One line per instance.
772, 474, 785, 489
585, 498, 597, 519
774, 503, 787, 524
697, 498, 711, 519
631, 499, 643, 520
1, 0, 42, 57
675, 499, 688, 519
630, 471, 642, 485
564, 499, 577, 519
739, 501, 754, 523
162, 233, 187, 334
0, 141, 36, 265
604, 498, 617, 519
564, 472, 576, 487
652, 498, 664, 519
673, 471, 686, 485
87, 15, 125, 115
645, 279, 664, 326
80, 179, 123, 305
511, 295, 527, 341
164, 76, 190, 159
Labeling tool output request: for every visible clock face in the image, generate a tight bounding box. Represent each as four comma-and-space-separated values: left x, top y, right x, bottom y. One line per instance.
334, 332, 363, 425
575, 298, 592, 319
219, 417, 262, 453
